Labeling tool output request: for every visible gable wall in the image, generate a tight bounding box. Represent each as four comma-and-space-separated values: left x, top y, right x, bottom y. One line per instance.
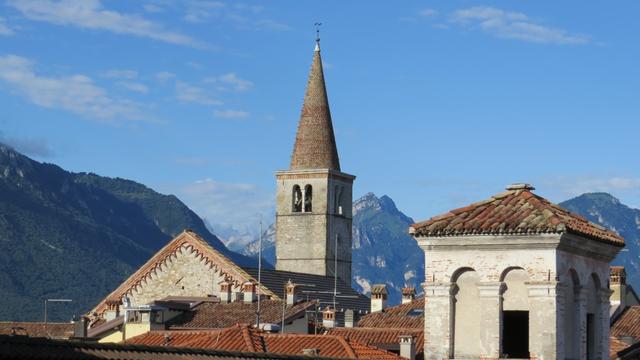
127, 245, 240, 306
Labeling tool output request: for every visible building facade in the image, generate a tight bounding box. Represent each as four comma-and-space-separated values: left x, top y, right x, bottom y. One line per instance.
411, 184, 624, 360
275, 39, 355, 284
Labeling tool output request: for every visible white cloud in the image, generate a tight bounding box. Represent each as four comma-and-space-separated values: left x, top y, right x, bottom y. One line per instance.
213, 109, 249, 119
117, 81, 149, 94
175, 81, 222, 105
449, 6, 590, 45
0, 17, 15, 36
143, 3, 164, 13
545, 177, 640, 196
104, 69, 138, 79
179, 178, 273, 233
155, 71, 176, 82
8, 0, 202, 47
419, 9, 438, 17
183, 0, 225, 23
0, 131, 54, 157
0, 54, 142, 121
205, 72, 253, 92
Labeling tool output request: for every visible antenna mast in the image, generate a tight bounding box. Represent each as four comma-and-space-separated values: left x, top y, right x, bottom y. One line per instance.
256, 219, 263, 328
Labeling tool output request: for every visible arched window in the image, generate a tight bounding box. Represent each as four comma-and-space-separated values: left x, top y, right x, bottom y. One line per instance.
564, 269, 581, 359
304, 185, 313, 212
292, 185, 302, 212
334, 186, 344, 215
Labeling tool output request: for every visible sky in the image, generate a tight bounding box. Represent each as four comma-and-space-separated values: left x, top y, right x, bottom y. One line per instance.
1, 0, 640, 238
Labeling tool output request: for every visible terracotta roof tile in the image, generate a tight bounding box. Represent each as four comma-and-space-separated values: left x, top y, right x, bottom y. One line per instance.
610, 336, 631, 359
168, 299, 314, 329
328, 327, 423, 355
0, 322, 74, 339
611, 306, 640, 340
411, 185, 624, 246
357, 298, 424, 329
128, 325, 401, 359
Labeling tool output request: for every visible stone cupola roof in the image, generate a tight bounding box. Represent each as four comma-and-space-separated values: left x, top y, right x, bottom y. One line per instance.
289, 40, 341, 171
410, 183, 625, 246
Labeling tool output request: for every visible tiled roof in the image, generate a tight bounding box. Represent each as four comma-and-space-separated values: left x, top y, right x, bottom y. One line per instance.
89, 230, 276, 317
0, 322, 74, 339
128, 325, 401, 359
410, 184, 624, 246
243, 268, 370, 316
611, 306, 640, 339
610, 337, 631, 359
167, 299, 315, 329
0, 334, 341, 360
289, 41, 340, 171
357, 298, 424, 329
263, 333, 400, 359
327, 298, 425, 358
327, 328, 423, 356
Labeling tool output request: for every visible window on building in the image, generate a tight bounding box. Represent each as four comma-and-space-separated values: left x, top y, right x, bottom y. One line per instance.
304, 185, 312, 212
292, 185, 302, 212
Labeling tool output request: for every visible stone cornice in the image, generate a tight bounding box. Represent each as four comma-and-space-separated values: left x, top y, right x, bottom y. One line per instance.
275, 168, 355, 182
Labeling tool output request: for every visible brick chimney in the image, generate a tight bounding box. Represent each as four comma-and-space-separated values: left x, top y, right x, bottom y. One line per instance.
242, 281, 256, 304
344, 309, 354, 328
219, 280, 232, 303
610, 266, 627, 315
371, 284, 387, 313
322, 307, 336, 329
286, 280, 297, 305
401, 287, 416, 304
72, 316, 89, 338
399, 335, 416, 360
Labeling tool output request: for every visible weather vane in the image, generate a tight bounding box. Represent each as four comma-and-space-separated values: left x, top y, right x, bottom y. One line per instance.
314, 22, 322, 43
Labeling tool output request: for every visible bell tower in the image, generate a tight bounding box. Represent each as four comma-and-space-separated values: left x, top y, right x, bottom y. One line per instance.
275, 38, 355, 284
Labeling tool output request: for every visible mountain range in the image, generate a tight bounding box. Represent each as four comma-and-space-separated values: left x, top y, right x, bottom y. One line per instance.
0, 143, 253, 321
1, 143, 639, 320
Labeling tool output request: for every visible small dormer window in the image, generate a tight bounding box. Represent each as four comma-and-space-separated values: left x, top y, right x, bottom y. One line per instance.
292, 185, 302, 212
304, 185, 313, 212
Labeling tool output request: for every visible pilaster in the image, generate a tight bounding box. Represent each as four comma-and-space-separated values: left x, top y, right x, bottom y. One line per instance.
596, 289, 613, 360
423, 282, 456, 360
527, 281, 565, 360
477, 282, 505, 359
575, 286, 588, 360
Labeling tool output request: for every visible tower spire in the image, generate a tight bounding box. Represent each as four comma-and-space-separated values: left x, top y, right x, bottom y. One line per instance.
289, 30, 341, 171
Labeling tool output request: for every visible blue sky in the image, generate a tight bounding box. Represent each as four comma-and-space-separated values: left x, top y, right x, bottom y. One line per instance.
1, 1, 639, 237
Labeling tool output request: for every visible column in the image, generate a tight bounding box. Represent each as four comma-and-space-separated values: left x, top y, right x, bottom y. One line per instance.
423, 282, 456, 360
596, 289, 613, 360
576, 286, 588, 360
527, 281, 565, 360
477, 282, 504, 359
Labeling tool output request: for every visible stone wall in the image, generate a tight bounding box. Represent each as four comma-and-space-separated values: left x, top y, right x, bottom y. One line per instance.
275, 169, 354, 283
128, 245, 241, 306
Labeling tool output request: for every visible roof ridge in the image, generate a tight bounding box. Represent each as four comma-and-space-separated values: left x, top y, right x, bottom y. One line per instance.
332, 335, 357, 358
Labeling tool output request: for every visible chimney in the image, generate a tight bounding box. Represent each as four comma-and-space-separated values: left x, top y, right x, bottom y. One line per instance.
322, 307, 336, 329
243, 281, 256, 303
219, 280, 232, 303
302, 348, 320, 356
73, 316, 88, 338
344, 309, 354, 328
399, 335, 416, 360
610, 266, 627, 312
286, 280, 297, 305
402, 287, 416, 304
371, 284, 387, 313
104, 299, 121, 321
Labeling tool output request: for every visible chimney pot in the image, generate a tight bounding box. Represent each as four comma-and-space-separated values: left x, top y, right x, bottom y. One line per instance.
286, 280, 297, 305
219, 280, 232, 303
371, 284, 388, 313
399, 335, 416, 360
322, 307, 336, 329
401, 287, 416, 304
243, 281, 256, 303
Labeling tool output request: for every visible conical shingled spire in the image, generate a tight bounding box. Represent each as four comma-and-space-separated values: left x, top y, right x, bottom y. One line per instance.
289, 41, 341, 171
